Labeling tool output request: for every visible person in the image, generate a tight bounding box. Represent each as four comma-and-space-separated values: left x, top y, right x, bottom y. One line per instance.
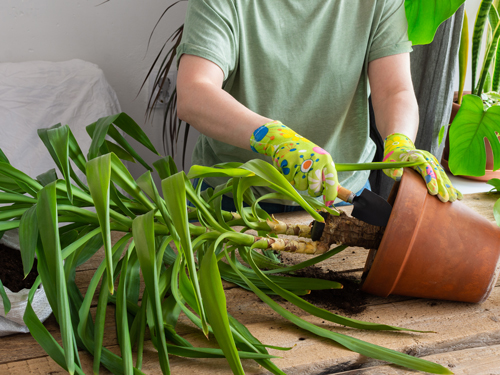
175, 0, 462, 213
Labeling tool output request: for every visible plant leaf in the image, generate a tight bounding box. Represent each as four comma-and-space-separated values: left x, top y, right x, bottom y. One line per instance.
19, 205, 38, 277
47, 125, 73, 203
449, 94, 500, 176
162, 172, 209, 336
86, 154, 114, 294
493, 197, 500, 226
133, 211, 171, 374
199, 243, 245, 375
472, 0, 493, 93
224, 247, 452, 375
405, 0, 466, 45
488, 178, 500, 191
0, 279, 11, 315
36, 182, 76, 375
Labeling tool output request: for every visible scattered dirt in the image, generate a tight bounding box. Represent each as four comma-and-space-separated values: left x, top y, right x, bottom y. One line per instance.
292, 265, 368, 315
0, 244, 38, 293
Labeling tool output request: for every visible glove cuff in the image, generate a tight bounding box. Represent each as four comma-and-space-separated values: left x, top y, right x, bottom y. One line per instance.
384, 133, 415, 149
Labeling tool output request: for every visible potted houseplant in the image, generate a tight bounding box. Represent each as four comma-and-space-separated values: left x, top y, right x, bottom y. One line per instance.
0, 112, 456, 374
443, 0, 500, 180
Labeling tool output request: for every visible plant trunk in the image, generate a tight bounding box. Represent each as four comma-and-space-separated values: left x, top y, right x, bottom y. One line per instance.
266, 211, 385, 254
318, 211, 385, 251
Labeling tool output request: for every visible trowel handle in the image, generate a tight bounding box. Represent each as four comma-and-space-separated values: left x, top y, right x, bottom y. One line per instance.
337, 186, 355, 204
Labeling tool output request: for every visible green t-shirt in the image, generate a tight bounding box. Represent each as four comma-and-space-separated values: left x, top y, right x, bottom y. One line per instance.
177, 0, 412, 202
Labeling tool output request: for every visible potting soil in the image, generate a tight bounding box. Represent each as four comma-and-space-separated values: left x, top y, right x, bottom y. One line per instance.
293, 265, 368, 315
0, 244, 38, 293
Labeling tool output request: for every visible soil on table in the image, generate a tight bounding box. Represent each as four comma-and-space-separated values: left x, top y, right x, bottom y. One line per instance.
0, 244, 38, 293
292, 265, 368, 315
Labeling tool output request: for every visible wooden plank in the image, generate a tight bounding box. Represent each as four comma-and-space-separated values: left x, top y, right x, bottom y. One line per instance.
333, 344, 500, 374
4, 282, 500, 373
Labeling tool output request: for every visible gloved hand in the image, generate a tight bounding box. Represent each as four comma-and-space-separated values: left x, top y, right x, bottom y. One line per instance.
250, 121, 339, 206
382, 133, 463, 202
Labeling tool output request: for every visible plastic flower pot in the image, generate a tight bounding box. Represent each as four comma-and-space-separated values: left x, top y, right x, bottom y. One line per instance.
361, 168, 500, 303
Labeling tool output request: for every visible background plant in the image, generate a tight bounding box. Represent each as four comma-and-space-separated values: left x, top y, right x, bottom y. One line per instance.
0, 113, 452, 374
448, 0, 500, 176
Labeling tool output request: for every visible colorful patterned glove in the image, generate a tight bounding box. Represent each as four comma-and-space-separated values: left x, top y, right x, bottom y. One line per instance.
382, 133, 463, 202
250, 121, 339, 206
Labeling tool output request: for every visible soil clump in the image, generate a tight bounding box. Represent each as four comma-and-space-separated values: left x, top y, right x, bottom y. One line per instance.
293, 265, 368, 315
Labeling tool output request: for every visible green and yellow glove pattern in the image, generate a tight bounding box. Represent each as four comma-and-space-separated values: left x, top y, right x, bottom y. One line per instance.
382, 133, 462, 202
250, 121, 339, 206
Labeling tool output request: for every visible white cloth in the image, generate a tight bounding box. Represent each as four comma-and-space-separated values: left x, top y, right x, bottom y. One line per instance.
0, 59, 121, 179
0, 235, 52, 337
0, 283, 52, 337
0, 59, 121, 335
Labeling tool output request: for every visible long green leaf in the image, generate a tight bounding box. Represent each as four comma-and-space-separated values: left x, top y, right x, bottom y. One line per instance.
199, 242, 245, 375
0, 192, 36, 204
87, 113, 159, 166
175, 258, 278, 363
0, 161, 42, 196
224, 247, 452, 375
109, 153, 155, 211
477, 21, 500, 95
246, 245, 429, 333
116, 242, 134, 375
239, 159, 323, 222
19, 205, 38, 277
472, 0, 494, 93
23, 279, 86, 375
458, 10, 469, 104
162, 172, 209, 336
0, 279, 11, 315
37, 182, 76, 375
47, 125, 73, 202
133, 211, 170, 374
86, 154, 114, 294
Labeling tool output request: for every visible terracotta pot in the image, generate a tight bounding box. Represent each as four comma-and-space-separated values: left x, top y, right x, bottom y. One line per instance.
361, 168, 500, 303
441, 92, 500, 181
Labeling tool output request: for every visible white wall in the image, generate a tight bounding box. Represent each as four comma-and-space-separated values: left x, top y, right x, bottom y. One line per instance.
0, 0, 196, 181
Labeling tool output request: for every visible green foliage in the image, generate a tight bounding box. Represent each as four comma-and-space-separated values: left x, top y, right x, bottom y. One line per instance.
449, 94, 500, 176
448, 2, 500, 177
0, 113, 451, 375
405, 0, 466, 45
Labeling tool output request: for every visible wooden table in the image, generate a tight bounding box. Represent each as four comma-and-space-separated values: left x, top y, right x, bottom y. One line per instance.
1, 193, 500, 375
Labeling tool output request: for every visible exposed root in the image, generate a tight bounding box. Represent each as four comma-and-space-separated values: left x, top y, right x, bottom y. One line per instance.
266, 217, 312, 238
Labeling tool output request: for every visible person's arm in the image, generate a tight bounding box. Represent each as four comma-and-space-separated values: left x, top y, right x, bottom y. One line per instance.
368, 53, 462, 202
176, 53, 339, 204
368, 53, 418, 141
176, 54, 272, 150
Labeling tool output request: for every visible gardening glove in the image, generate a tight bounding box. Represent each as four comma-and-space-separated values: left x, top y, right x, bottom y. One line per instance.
250, 120, 339, 206
382, 133, 463, 202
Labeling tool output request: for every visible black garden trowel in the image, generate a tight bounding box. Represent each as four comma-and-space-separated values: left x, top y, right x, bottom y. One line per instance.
311, 186, 393, 241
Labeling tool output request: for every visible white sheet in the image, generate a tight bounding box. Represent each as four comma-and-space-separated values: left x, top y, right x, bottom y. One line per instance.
0, 59, 121, 179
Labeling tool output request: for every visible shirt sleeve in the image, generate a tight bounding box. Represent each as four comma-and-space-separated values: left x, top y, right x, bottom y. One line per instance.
368, 0, 413, 62
176, 0, 239, 80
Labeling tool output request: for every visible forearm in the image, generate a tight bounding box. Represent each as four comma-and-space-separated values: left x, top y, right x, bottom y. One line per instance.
177, 62, 271, 150
372, 88, 419, 142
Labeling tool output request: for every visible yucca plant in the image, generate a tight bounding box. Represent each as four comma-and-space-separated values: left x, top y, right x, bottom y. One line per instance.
0, 113, 453, 374
448, 0, 500, 176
